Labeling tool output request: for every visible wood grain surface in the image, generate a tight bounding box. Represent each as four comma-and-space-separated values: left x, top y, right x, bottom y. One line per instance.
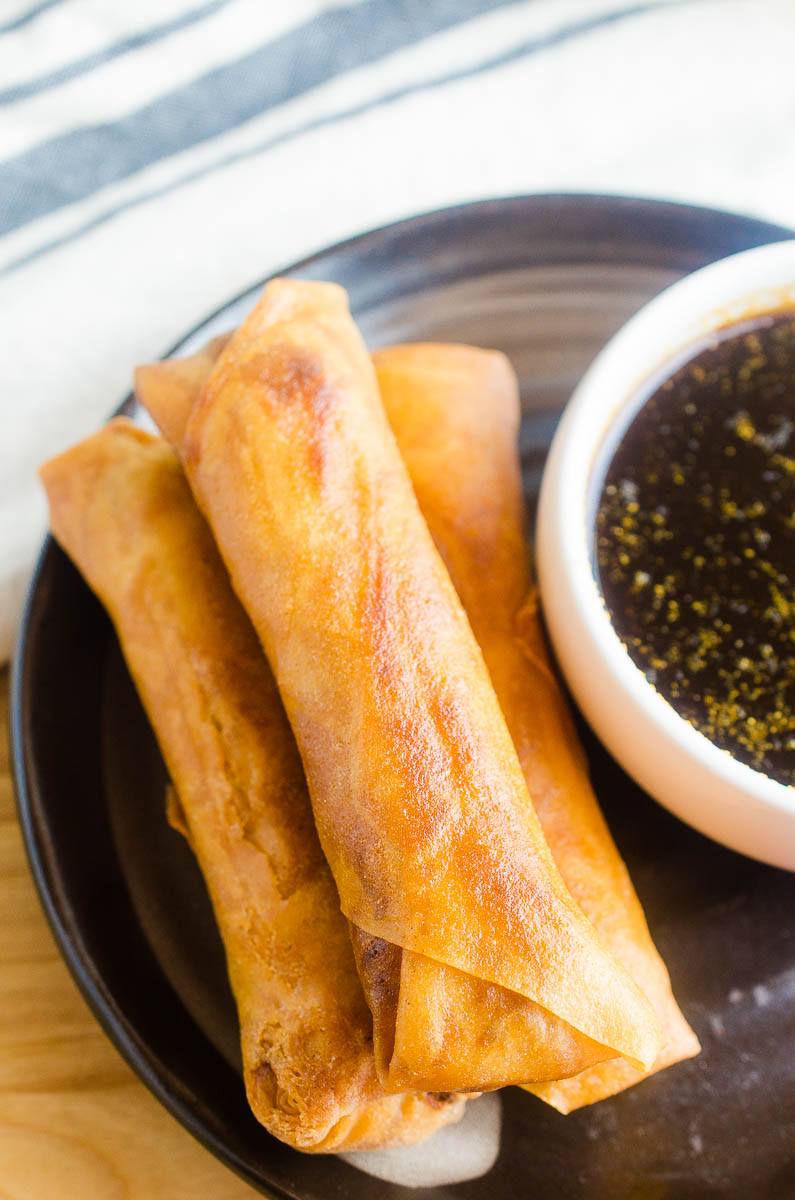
0, 670, 259, 1199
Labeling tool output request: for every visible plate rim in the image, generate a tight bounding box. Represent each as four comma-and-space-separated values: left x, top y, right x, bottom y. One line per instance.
158, 191, 795, 359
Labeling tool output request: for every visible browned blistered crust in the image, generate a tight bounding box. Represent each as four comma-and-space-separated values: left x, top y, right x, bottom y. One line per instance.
140, 278, 664, 1094
39, 420, 466, 1150
374, 342, 700, 1110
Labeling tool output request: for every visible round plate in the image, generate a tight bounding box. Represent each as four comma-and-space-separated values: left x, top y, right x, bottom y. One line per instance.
11, 195, 795, 1200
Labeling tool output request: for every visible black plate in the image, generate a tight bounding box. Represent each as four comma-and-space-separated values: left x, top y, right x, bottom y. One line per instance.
11, 195, 795, 1200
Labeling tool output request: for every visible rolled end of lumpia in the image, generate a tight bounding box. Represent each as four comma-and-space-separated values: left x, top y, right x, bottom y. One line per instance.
134, 333, 231, 448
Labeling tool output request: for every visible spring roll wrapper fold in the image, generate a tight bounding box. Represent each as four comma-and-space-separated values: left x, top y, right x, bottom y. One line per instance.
39, 419, 466, 1150
138, 278, 663, 1095
373, 342, 700, 1110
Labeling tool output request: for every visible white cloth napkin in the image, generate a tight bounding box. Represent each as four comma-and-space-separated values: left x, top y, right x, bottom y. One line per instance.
2, 0, 795, 663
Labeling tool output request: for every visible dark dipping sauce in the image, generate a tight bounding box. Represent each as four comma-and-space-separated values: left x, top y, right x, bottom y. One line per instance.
594, 310, 795, 787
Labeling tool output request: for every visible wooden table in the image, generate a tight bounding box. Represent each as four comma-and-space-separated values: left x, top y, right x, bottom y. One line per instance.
0, 670, 258, 1199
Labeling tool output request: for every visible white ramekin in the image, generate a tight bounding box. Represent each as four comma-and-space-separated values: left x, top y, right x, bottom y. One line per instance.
536, 238, 795, 871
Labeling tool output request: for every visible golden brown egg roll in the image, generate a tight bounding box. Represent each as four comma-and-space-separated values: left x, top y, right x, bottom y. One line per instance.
139, 278, 663, 1094
39, 418, 466, 1151
373, 342, 700, 1111
137, 340, 616, 1091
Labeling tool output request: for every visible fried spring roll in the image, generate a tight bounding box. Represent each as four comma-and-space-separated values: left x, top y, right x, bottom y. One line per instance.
373, 342, 700, 1110
139, 278, 663, 1094
139, 340, 616, 1090
39, 419, 466, 1151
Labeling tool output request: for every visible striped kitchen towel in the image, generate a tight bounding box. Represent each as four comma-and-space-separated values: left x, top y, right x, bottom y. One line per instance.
2, 0, 795, 661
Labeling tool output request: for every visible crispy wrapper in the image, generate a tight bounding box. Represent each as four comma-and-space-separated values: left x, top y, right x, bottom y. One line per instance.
138, 278, 663, 1094
373, 342, 700, 1110
39, 419, 466, 1150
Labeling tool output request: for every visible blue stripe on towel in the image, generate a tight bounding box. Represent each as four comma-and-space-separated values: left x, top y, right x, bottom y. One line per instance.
0, 0, 522, 237
0, 0, 237, 105
0, 0, 68, 36
0, 0, 697, 278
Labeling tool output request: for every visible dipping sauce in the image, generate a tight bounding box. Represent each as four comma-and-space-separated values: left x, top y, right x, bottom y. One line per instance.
594, 310, 795, 787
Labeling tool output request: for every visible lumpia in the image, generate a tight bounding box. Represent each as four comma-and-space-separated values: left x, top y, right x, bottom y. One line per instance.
40, 419, 467, 1149
139, 279, 662, 1094
374, 342, 700, 1110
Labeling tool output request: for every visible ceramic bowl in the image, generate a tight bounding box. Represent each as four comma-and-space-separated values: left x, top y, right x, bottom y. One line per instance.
537, 238, 795, 872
